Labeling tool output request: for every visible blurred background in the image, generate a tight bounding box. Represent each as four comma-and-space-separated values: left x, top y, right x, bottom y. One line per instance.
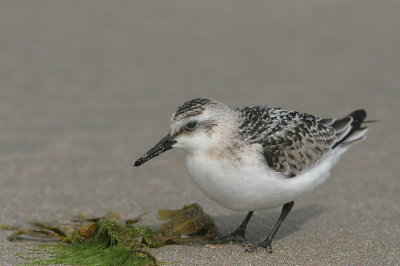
0, 1, 399, 264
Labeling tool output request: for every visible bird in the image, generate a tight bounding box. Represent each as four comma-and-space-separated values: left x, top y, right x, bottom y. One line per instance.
134, 97, 369, 253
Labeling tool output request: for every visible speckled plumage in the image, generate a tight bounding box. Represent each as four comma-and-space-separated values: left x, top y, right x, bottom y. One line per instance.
169, 98, 368, 179
134, 97, 369, 252
234, 106, 347, 177
172, 98, 217, 123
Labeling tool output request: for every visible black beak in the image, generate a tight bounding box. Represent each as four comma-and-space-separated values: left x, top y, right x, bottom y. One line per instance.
133, 133, 177, 167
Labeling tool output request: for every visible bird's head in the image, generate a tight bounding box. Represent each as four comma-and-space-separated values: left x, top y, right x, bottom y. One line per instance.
134, 97, 236, 167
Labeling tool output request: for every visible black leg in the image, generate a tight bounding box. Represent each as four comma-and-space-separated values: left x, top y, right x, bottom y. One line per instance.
245, 201, 294, 253
214, 211, 254, 243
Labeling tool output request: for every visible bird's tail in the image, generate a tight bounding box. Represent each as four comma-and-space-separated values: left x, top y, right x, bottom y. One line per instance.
319, 110, 370, 149
332, 110, 369, 149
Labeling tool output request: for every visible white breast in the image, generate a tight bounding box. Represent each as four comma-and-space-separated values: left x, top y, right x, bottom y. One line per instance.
184, 145, 347, 211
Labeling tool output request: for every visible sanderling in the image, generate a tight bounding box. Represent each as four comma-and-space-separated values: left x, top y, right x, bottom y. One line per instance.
134, 97, 369, 252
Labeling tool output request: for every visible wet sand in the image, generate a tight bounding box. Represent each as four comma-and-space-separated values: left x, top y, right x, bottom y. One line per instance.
1, 1, 399, 265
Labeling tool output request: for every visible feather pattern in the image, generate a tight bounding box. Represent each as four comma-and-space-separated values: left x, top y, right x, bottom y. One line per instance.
134, 97, 370, 212
234, 106, 367, 177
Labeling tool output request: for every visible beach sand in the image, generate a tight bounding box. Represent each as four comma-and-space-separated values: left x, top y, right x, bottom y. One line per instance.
1, 1, 399, 265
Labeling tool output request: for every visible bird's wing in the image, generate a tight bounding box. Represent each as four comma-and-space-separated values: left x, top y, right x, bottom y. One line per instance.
234, 106, 367, 177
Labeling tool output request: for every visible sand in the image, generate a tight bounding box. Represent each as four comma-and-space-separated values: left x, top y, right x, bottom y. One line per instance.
1, 1, 399, 265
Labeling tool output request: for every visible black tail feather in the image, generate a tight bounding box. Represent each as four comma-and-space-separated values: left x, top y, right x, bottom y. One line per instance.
332, 109, 367, 149
347, 109, 367, 128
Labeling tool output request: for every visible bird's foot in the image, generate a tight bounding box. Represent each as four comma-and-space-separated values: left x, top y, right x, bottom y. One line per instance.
213, 234, 247, 244
245, 239, 273, 253
213, 228, 248, 244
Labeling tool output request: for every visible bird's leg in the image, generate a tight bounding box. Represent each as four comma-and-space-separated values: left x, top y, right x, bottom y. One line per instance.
214, 211, 254, 243
245, 201, 294, 253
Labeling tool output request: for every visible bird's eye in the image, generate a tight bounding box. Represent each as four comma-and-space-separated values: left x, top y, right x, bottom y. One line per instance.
185, 122, 197, 130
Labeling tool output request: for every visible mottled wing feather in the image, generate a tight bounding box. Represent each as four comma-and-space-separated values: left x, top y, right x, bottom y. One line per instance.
318, 118, 336, 126
234, 106, 337, 177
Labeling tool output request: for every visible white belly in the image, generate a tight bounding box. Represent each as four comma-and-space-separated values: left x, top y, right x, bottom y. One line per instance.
184, 147, 347, 211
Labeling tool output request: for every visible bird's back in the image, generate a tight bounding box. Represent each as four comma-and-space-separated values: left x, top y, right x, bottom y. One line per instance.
234, 106, 369, 178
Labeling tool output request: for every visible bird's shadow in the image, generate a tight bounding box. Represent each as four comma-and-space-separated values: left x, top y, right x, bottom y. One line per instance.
212, 204, 324, 241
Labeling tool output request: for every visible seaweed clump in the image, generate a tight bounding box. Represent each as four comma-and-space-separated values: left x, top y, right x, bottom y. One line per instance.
35, 221, 159, 265
2, 203, 219, 265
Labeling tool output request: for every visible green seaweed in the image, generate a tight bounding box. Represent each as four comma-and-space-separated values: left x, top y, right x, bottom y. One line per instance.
154, 203, 218, 245
2, 203, 219, 265
22, 220, 160, 266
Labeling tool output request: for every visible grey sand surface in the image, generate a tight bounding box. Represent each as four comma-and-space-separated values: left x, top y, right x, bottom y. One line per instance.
1, 1, 399, 265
